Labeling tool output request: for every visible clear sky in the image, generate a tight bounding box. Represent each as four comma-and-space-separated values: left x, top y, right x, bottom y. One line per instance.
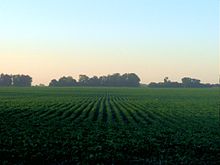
0, 0, 219, 85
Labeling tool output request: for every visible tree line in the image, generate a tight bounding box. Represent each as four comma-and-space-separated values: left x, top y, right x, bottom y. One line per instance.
0, 73, 219, 88
49, 73, 141, 87
148, 77, 219, 88
0, 74, 32, 87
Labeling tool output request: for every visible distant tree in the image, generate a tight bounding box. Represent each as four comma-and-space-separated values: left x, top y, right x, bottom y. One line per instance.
148, 77, 205, 88
98, 73, 140, 87
0, 74, 12, 86
12, 75, 32, 87
181, 77, 201, 87
49, 79, 59, 87
111, 73, 122, 86
103, 73, 120, 86
49, 73, 141, 87
148, 80, 182, 88
36, 84, 46, 87
125, 73, 140, 87
49, 77, 77, 87
164, 77, 169, 83
148, 82, 158, 88
88, 76, 100, 86
79, 75, 89, 86
99, 76, 107, 86
100, 73, 141, 87
58, 76, 77, 87
181, 77, 191, 85
39, 84, 46, 87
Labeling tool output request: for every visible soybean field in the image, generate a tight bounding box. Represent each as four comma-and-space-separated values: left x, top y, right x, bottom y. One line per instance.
0, 87, 219, 164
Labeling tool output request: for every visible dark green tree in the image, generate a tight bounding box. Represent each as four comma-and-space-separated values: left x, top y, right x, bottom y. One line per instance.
12, 75, 32, 87
79, 75, 89, 86
88, 76, 100, 86
0, 74, 12, 86
124, 73, 140, 87
58, 76, 77, 86
181, 77, 201, 87
49, 79, 59, 87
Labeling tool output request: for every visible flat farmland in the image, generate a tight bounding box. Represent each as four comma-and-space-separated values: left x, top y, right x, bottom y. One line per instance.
0, 87, 219, 164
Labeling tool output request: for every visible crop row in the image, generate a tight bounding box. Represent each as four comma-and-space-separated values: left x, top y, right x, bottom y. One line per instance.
0, 96, 193, 127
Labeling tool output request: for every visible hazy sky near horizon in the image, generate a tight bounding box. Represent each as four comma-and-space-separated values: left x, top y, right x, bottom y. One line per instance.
0, 0, 219, 85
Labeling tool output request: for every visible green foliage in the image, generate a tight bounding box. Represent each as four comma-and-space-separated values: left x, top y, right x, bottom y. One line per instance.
148, 77, 217, 88
12, 75, 32, 87
0, 87, 219, 164
0, 74, 32, 87
49, 73, 141, 87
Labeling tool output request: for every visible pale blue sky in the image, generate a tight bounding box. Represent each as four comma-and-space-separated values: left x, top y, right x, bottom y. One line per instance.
0, 0, 219, 84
